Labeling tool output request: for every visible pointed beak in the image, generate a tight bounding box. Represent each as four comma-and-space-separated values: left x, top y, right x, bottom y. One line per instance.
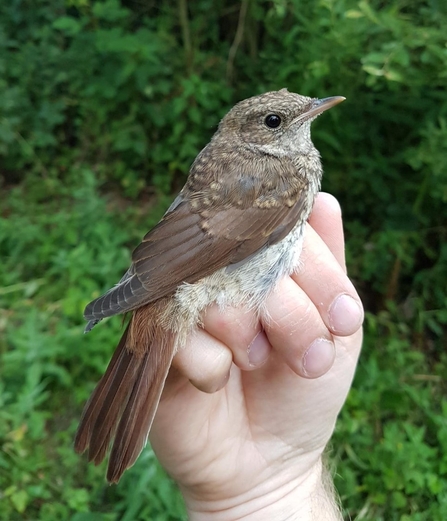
293, 96, 345, 124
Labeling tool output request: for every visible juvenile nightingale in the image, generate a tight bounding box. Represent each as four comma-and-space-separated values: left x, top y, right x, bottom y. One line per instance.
75, 89, 344, 483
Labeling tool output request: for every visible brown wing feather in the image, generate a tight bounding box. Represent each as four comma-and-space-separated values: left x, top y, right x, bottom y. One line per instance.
84, 198, 307, 321
84, 156, 309, 322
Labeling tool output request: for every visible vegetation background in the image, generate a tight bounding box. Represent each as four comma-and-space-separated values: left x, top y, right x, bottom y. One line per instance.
1, 0, 446, 519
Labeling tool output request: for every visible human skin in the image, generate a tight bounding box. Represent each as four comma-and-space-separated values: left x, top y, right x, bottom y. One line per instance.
149, 192, 364, 520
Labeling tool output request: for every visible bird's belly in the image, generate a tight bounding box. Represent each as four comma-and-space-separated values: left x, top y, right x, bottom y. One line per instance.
164, 222, 306, 342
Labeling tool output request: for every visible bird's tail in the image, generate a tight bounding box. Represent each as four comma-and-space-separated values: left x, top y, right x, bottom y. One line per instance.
74, 299, 175, 483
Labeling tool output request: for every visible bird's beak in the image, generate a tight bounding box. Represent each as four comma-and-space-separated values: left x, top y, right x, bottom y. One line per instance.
292, 96, 345, 124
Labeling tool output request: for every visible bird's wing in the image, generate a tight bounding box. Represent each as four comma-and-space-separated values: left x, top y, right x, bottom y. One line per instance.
84, 189, 308, 323
84, 147, 313, 324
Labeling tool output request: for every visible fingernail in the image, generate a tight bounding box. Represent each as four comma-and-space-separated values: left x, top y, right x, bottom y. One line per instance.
329, 294, 363, 335
248, 331, 271, 367
190, 368, 231, 394
302, 338, 335, 378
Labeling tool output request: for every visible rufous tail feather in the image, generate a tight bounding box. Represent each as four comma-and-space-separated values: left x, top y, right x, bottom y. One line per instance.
74, 300, 175, 483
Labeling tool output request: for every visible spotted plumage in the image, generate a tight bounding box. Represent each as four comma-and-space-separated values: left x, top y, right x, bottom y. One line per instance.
76, 89, 345, 483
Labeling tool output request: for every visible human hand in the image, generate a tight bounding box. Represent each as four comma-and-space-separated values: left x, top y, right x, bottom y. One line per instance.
150, 193, 363, 520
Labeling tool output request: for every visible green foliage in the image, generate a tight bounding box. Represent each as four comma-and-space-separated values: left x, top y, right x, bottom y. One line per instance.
1, 0, 446, 519
0, 0, 233, 196
334, 310, 447, 520
0, 172, 184, 519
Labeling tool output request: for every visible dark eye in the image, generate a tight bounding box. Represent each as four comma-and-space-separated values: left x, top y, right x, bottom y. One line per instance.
264, 114, 282, 128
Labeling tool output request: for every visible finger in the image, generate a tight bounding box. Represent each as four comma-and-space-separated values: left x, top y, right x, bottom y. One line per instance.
308, 192, 346, 271
262, 276, 336, 379
292, 224, 363, 337
171, 328, 232, 393
202, 304, 272, 371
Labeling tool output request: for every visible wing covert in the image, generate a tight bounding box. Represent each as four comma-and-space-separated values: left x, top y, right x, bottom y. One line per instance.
84, 193, 307, 322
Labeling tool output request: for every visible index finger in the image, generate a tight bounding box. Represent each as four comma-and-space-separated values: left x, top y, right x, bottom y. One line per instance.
308, 192, 346, 272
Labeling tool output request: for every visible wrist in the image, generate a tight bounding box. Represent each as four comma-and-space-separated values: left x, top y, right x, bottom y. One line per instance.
182, 458, 342, 521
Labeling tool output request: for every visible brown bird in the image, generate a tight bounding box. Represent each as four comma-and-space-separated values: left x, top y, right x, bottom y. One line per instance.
75, 89, 345, 483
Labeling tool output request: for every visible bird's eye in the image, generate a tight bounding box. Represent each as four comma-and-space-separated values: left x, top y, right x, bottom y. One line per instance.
264, 114, 282, 129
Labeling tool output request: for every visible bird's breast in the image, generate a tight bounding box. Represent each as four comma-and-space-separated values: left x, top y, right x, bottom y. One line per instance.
161, 221, 306, 344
